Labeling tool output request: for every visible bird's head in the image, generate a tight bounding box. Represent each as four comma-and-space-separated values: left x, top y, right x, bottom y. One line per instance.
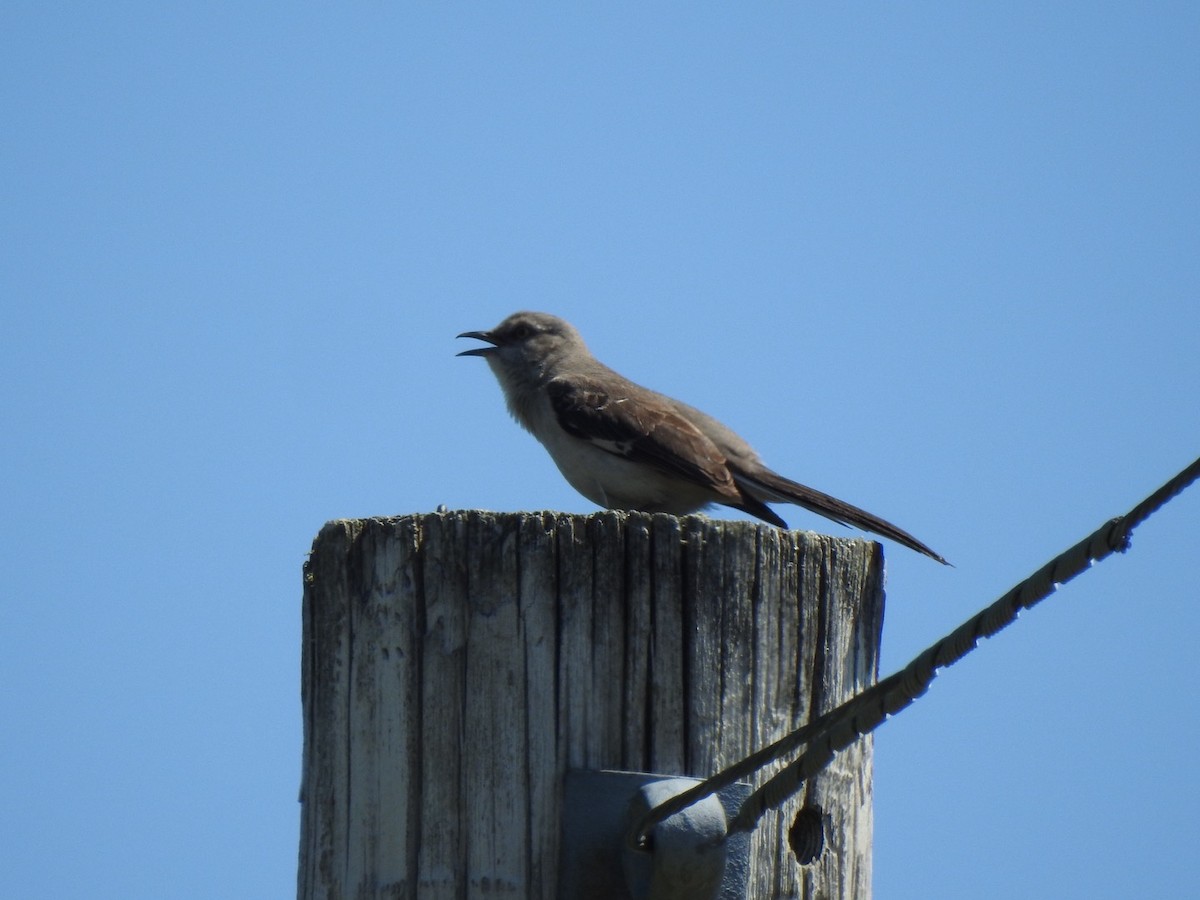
457, 311, 585, 383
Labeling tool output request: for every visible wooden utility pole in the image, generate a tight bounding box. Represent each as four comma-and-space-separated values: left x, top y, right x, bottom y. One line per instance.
298, 510, 883, 899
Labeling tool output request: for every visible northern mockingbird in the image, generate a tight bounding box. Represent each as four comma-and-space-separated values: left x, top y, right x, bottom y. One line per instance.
458, 311, 947, 564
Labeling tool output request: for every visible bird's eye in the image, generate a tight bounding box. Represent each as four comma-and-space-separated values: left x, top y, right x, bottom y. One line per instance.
510, 323, 533, 340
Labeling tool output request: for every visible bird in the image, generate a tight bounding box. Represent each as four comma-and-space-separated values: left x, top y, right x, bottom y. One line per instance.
457, 311, 948, 564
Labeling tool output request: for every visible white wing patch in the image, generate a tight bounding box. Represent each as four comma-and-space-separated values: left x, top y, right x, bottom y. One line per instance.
590, 437, 637, 457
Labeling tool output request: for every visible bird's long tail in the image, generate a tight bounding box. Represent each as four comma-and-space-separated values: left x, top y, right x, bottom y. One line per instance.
734, 469, 949, 565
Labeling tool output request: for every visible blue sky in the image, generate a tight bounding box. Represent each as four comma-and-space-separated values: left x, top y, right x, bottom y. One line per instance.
2, 4, 1197, 898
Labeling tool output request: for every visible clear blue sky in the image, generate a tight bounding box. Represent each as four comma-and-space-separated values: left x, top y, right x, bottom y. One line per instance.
3, 4, 1197, 898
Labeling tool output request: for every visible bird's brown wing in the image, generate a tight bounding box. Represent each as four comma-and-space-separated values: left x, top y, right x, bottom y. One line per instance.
546, 375, 742, 496
546, 375, 798, 523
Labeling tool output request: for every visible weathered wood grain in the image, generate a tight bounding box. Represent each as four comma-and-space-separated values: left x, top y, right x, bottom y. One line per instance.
299, 511, 883, 899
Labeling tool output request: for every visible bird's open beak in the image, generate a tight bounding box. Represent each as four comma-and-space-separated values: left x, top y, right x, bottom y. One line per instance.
456, 330, 498, 357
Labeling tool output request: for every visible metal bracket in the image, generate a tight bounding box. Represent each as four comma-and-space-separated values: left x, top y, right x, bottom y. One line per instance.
558, 769, 751, 900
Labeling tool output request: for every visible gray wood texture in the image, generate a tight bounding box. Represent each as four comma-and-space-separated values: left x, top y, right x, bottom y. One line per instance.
298, 510, 883, 899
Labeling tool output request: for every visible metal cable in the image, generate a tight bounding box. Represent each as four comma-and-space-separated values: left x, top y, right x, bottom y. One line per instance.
630, 454, 1200, 847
